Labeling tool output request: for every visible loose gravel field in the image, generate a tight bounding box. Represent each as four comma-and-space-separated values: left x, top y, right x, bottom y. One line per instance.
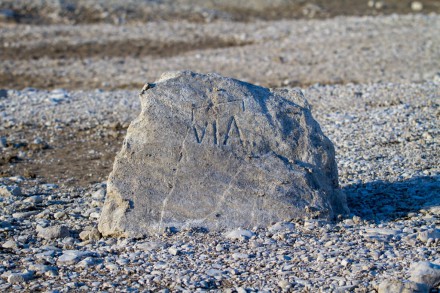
0, 1, 439, 292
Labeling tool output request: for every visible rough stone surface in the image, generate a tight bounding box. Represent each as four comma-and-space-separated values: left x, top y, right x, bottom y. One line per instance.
225, 228, 255, 240
6, 271, 34, 284
0, 185, 22, 197
377, 279, 428, 293
79, 228, 101, 241
57, 250, 93, 266
410, 262, 440, 289
37, 225, 70, 240
99, 71, 347, 237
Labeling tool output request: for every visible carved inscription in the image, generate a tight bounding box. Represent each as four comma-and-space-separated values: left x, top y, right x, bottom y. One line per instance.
192, 99, 244, 146
223, 116, 242, 145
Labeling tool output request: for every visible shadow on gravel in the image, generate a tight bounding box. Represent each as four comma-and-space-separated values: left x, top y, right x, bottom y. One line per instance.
344, 175, 440, 222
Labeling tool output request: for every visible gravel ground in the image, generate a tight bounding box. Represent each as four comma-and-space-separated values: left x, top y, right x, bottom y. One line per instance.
1, 0, 439, 24
0, 81, 438, 291
0, 3, 439, 292
1, 14, 439, 90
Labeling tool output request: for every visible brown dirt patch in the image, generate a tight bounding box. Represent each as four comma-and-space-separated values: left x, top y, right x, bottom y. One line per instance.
0, 37, 253, 61
0, 125, 126, 187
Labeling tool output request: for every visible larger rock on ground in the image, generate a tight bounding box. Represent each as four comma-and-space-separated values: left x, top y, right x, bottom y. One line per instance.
98, 71, 348, 237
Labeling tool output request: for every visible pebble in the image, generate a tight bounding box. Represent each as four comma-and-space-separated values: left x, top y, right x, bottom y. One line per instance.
411, 1, 423, 11
168, 247, 180, 256
0, 185, 22, 197
206, 269, 223, 277
232, 253, 251, 260
0, 136, 7, 148
54, 211, 65, 219
225, 228, 254, 240
417, 229, 440, 242
268, 222, 295, 233
79, 228, 101, 241
7, 271, 34, 284
136, 241, 166, 252
37, 225, 70, 240
28, 264, 58, 274
2, 239, 18, 249
12, 211, 39, 219
23, 195, 43, 204
92, 189, 106, 200
410, 262, 440, 288
278, 279, 291, 289
57, 250, 93, 265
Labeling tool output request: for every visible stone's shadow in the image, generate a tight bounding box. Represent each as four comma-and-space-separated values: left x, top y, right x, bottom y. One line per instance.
343, 175, 440, 222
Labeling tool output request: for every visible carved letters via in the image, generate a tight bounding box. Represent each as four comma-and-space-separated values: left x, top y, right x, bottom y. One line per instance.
192, 99, 244, 146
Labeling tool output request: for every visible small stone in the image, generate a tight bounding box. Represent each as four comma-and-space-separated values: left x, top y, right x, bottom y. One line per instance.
352, 215, 361, 224
411, 1, 423, 11
232, 253, 250, 260
47, 89, 69, 104
0, 220, 11, 228
0, 136, 7, 148
377, 279, 428, 293
215, 244, 225, 252
225, 228, 254, 240
136, 241, 166, 252
76, 257, 99, 268
24, 195, 43, 204
417, 229, 440, 242
0, 185, 22, 197
54, 212, 65, 219
2, 239, 18, 249
79, 228, 101, 241
206, 269, 223, 277
268, 222, 295, 233
410, 261, 440, 289
0, 89, 7, 99
317, 254, 325, 262
12, 211, 39, 219
278, 279, 291, 289
37, 225, 70, 240
89, 212, 100, 219
57, 250, 92, 265
341, 259, 351, 267
7, 271, 33, 284
168, 247, 180, 256
92, 189, 106, 200
28, 264, 58, 274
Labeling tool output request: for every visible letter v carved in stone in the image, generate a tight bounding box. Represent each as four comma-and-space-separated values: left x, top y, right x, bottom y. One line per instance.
193, 121, 218, 144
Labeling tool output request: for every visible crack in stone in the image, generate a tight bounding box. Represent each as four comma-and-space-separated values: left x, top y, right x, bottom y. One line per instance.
158, 127, 191, 232
204, 163, 244, 223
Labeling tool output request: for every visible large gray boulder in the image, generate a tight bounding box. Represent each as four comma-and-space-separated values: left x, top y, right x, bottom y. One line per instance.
98, 71, 348, 237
